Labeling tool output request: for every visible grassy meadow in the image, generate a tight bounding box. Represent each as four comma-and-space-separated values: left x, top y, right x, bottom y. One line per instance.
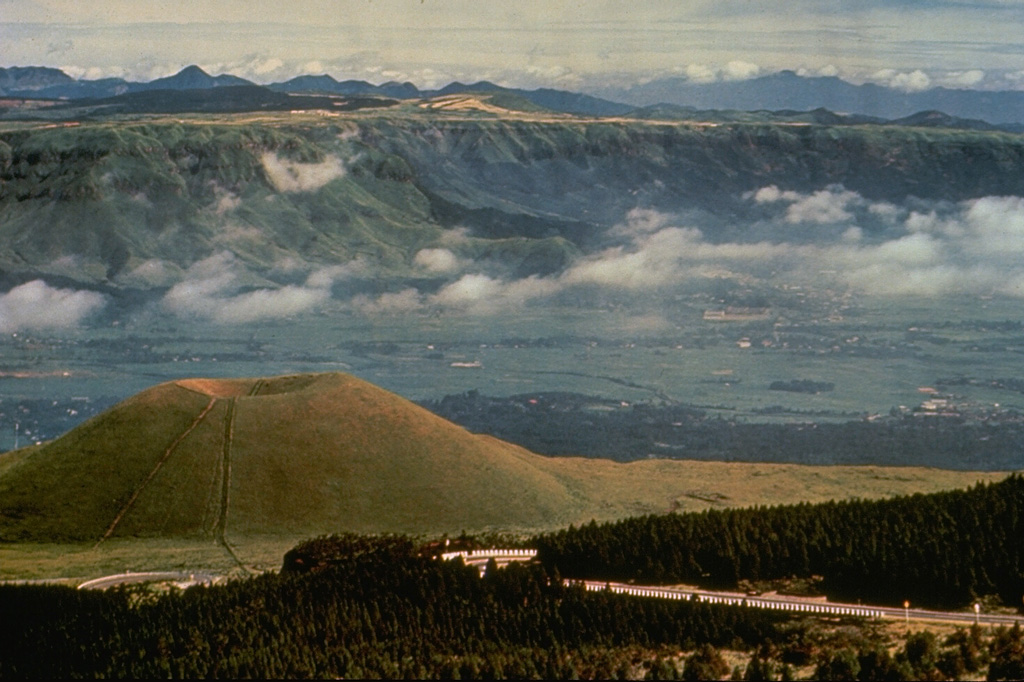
0, 370, 1008, 582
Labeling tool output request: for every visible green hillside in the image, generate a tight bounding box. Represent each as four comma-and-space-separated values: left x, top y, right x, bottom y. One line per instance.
0, 373, 576, 541
3, 114, 1024, 291
0, 372, 1006, 551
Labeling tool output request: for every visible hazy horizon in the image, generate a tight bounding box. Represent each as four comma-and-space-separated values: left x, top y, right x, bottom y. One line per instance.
4, 1, 1024, 93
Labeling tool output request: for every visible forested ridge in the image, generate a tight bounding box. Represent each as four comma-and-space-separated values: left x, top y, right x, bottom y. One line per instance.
4, 476, 1024, 678
0, 535, 781, 679
537, 475, 1024, 609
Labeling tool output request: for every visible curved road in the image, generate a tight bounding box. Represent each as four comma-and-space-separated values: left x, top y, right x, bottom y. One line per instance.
569, 579, 1023, 627
68, 551, 1024, 628
77, 571, 217, 591
440, 549, 1022, 627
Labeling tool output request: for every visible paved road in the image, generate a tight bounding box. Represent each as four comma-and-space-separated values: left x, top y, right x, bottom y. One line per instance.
60, 551, 1024, 628
77, 571, 217, 591
441, 550, 1023, 626
570, 579, 1023, 626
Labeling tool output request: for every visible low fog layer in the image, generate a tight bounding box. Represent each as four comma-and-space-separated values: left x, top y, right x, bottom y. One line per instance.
160, 252, 356, 324
0, 281, 106, 333
351, 188, 1024, 315
4, 187, 1024, 331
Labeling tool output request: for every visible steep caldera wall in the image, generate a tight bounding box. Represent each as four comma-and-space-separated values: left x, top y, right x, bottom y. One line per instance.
3, 116, 1024, 290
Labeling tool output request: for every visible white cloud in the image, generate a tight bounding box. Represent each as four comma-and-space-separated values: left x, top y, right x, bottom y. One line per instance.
261, 153, 346, 193
352, 288, 424, 315
841, 226, 863, 243
610, 207, 673, 237
419, 273, 559, 313
723, 60, 760, 81
676, 61, 761, 84
210, 184, 241, 214
759, 191, 1024, 297
0, 281, 106, 332
784, 188, 859, 224
867, 201, 903, 224
161, 252, 333, 323
439, 227, 473, 245
561, 227, 780, 291
349, 273, 563, 316
866, 232, 943, 267
252, 57, 284, 76
339, 190, 1024, 319
1005, 70, 1024, 86
684, 63, 718, 84
545, 189, 1024, 301
872, 68, 931, 92
431, 274, 502, 307
522, 64, 584, 89
940, 69, 985, 88
749, 185, 861, 224
413, 248, 462, 274
750, 185, 799, 204
212, 286, 330, 324
960, 196, 1024, 257
904, 210, 964, 238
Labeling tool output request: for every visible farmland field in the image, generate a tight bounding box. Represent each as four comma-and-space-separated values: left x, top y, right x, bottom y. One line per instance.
4, 292, 1024, 458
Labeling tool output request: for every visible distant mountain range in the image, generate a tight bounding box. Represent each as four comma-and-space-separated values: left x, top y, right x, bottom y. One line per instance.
6, 64, 1024, 125
598, 70, 1024, 126
0, 65, 634, 117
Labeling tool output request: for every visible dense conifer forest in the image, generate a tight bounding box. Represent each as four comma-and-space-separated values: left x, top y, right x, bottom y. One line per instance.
3, 479, 1024, 678
536, 475, 1024, 609
0, 535, 782, 678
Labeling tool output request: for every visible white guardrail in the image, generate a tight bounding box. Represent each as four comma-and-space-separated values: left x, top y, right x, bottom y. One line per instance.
77, 571, 216, 591
440, 549, 538, 562
569, 580, 885, 619
439, 551, 881, 617
436, 551, 1021, 624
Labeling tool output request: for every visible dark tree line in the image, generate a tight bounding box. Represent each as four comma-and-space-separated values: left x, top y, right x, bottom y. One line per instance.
768, 380, 835, 394
3, 499, 1024, 678
0, 534, 782, 679
536, 475, 1024, 609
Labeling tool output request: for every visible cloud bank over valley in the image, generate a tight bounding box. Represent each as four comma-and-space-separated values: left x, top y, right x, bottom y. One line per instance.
0, 281, 106, 333
340, 190, 1024, 316
6, 188, 1024, 332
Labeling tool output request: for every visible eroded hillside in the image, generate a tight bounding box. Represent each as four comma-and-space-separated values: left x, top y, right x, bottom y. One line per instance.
3, 113, 1024, 295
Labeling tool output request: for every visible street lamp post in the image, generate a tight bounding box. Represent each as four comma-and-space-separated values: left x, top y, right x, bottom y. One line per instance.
904, 600, 910, 625
974, 602, 980, 625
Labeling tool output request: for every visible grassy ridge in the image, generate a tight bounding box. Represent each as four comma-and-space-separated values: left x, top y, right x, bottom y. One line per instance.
0, 383, 212, 541
224, 373, 582, 535
0, 372, 1007, 555
0, 373, 588, 543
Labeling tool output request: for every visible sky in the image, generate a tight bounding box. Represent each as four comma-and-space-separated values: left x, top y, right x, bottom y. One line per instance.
3, 1, 1024, 92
